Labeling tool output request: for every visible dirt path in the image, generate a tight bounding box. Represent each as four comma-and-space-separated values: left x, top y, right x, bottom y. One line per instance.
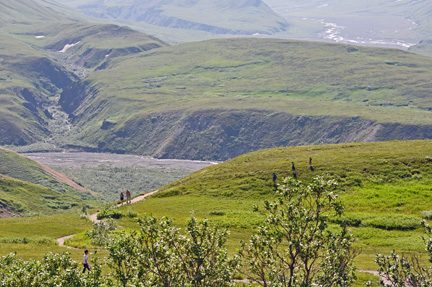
58, 189, 159, 245
56, 234, 75, 248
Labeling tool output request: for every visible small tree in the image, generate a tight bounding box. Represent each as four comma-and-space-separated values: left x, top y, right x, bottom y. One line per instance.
172, 217, 239, 286
106, 232, 140, 287
240, 175, 358, 287
375, 220, 432, 286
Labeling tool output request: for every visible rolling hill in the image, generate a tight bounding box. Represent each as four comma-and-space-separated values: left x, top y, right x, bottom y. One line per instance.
0, 148, 92, 216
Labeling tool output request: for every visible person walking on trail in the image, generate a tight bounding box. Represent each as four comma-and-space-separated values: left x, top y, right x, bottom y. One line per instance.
126, 189, 131, 204
309, 156, 315, 171
82, 250, 90, 273
292, 162, 297, 179
120, 192, 124, 205
272, 173, 277, 187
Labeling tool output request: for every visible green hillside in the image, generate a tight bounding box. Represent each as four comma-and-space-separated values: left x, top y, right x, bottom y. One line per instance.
117, 140, 432, 270
64, 38, 432, 160
0, 148, 94, 202
0, 174, 83, 217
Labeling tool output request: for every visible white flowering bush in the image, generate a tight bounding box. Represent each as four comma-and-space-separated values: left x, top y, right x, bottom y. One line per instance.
375, 220, 432, 286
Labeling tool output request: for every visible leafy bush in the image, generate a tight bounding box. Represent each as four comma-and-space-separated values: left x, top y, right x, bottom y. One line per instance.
422, 210, 432, 219
0, 237, 30, 244
332, 213, 421, 230
97, 205, 123, 220
0, 252, 106, 286
375, 220, 432, 286
209, 211, 225, 216
363, 215, 420, 231
106, 216, 239, 287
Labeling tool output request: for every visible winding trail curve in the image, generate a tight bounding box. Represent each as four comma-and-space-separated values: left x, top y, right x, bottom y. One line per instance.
56, 190, 159, 246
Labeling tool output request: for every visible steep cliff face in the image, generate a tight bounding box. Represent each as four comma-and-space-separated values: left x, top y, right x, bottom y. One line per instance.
74, 109, 432, 161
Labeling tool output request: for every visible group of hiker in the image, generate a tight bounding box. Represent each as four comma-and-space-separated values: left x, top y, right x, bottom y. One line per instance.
120, 189, 132, 204
273, 157, 314, 185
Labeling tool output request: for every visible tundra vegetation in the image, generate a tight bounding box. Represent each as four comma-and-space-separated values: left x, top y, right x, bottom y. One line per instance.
0, 176, 358, 286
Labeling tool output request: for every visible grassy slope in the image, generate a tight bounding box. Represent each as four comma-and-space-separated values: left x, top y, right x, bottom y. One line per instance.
0, 148, 95, 204
0, 32, 53, 145
92, 38, 432, 116
116, 140, 432, 270
0, 174, 84, 216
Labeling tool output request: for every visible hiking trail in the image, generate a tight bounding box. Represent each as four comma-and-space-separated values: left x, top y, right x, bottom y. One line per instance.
56, 189, 159, 246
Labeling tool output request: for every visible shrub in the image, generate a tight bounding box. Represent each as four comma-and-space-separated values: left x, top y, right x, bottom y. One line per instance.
332, 213, 421, 230
363, 214, 420, 231
97, 205, 123, 220
422, 210, 432, 219
375, 220, 432, 286
209, 211, 226, 216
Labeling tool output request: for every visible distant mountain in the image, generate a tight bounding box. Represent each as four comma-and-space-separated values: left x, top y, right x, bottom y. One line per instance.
53, 0, 289, 35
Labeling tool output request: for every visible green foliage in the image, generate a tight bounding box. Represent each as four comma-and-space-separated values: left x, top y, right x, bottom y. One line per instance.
0, 237, 55, 245
332, 213, 421, 231
85, 219, 116, 246
240, 176, 358, 286
97, 205, 123, 220
422, 210, 432, 220
106, 215, 239, 287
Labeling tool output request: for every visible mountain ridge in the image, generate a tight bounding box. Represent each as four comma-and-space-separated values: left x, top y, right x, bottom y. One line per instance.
53, 0, 289, 35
